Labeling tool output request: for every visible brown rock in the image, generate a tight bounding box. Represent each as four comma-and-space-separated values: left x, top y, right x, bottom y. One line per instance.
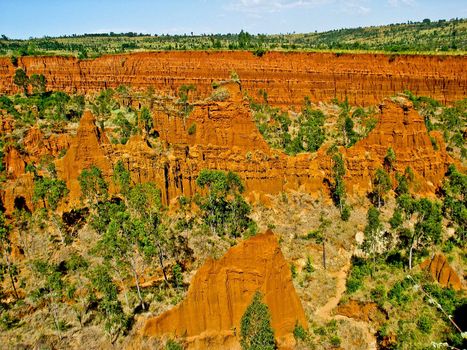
142, 230, 307, 349
1, 89, 458, 213
420, 254, 463, 291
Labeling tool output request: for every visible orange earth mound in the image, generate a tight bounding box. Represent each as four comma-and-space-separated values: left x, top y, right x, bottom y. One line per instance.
142, 230, 307, 349
420, 254, 463, 291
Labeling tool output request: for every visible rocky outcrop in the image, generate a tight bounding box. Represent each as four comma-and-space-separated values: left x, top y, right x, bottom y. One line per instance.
0, 52, 465, 107
420, 254, 463, 291
141, 230, 307, 349
344, 99, 454, 195
55, 111, 113, 203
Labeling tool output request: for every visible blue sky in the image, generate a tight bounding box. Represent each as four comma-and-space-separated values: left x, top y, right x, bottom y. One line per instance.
0, 0, 465, 39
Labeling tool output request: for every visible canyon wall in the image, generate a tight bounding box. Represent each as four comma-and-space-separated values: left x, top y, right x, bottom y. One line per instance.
0, 51, 466, 106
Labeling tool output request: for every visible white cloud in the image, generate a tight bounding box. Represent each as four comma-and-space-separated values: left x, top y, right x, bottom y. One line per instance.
228, 0, 332, 13
228, 0, 372, 14
387, 0, 416, 7
342, 0, 371, 15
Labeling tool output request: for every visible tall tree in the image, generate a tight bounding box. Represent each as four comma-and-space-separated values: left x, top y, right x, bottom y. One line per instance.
196, 169, 253, 237
372, 168, 392, 208
362, 206, 384, 269
0, 211, 19, 299
30, 74, 47, 94
13, 68, 29, 95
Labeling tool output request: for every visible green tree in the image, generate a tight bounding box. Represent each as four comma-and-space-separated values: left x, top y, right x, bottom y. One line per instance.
78, 165, 109, 209
362, 206, 383, 268
90, 265, 128, 343
441, 165, 466, 245
240, 291, 277, 350
113, 160, 131, 196
96, 209, 146, 310
139, 106, 153, 134
372, 168, 392, 208
33, 176, 68, 211
30, 74, 47, 94
31, 260, 67, 335
395, 172, 409, 197
328, 149, 350, 220
90, 88, 118, 130
395, 197, 442, 269
196, 169, 253, 237
384, 147, 397, 172
0, 211, 19, 299
127, 182, 168, 285
294, 103, 325, 153
178, 84, 196, 121
32, 175, 69, 243
13, 68, 29, 95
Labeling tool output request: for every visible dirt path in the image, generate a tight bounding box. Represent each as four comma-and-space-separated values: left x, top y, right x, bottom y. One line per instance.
314, 255, 351, 320
314, 251, 377, 350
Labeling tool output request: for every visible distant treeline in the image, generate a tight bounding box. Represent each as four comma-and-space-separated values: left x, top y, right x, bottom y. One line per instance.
0, 18, 465, 57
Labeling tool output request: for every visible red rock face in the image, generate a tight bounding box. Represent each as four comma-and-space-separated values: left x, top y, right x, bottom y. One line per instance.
142, 230, 307, 349
0, 82, 457, 213
420, 254, 463, 291
0, 52, 465, 107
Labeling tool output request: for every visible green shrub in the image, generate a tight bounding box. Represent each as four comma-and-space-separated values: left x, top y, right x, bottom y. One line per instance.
340, 204, 351, 221
165, 339, 183, 350
417, 315, 433, 333
304, 256, 314, 273
388, 278, 413, 306
210, 87, 230, 102
172, 263, 183, 288
346, 257, 371, 293
290, 264, 297, 279
293, 322, 307, 341
330, 335, 341, 347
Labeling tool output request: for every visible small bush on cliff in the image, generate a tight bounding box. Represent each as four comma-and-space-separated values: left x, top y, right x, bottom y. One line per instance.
240, 291, 277, 350
187, 123, 196, 135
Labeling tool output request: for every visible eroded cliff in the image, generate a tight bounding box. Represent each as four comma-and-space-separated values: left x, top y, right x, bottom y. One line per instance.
0, 52, 465, 107
1, 81, 456, 213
